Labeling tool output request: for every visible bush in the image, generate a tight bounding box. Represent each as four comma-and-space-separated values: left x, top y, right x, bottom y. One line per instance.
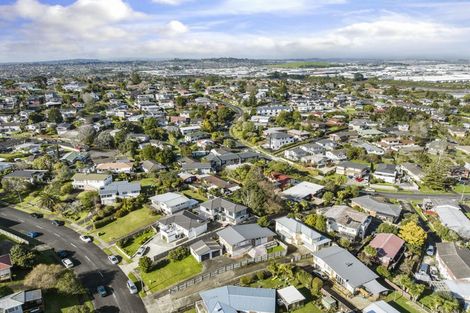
115, 208, 129, 218
139, 256, 153, 273
239, 275, 253, 286
118, 237, 133, 248
93, 216, 115, 229
168, 246, 189, 262
256, 271, 266, 281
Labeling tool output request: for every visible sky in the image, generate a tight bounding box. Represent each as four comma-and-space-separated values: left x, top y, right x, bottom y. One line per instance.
1, 0, 470, 62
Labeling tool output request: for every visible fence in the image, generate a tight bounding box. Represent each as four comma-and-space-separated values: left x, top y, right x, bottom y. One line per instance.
0, 227, 29, 244
166, 251, 310, 295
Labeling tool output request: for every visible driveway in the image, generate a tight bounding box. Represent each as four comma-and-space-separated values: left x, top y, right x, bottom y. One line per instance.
0, 206, 147, 313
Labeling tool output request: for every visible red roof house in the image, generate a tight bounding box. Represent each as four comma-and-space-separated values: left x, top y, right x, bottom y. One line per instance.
0, 254, 12, 281
369, 233, 405, 267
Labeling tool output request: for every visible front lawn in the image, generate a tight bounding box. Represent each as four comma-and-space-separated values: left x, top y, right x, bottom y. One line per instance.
141, 256, 203, 293
267, 245, 285, 254
92, 206, 160, 243
182, 189, 208, 202
120, 228, 156, 256
44, 293, 94, 313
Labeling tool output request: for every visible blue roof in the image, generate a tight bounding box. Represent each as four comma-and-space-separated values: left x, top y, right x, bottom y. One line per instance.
200, 286, 276, 313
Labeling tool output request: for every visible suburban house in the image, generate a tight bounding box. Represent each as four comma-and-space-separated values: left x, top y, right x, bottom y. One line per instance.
350, 196, 402, 223
0, 289, 43, 313
60, 151, 88, 164
280, 181, 324, 202
96, 161, 134, 174
312, 246, 388, 295
256, 105, 291, 116
0, 254, 12, 281
369, 233, 405, 268
217, 224, 276, 258
373, 164, 397, 184
3, 170, 47, 184
431, 202, 470, 239
336, 161, 370, 178
322, 205, 371, 239
190, 238, 223, 263
196, 286, 276, 313
275, 217, 331, 252
150, 192, 198, 215
98, 181, 141, 205
436, 242, 470, 281
157, 210, 208, 243
267, 132, 295, 150
71, 173, 112, 191
199, 197, 249, 225
363, 301, 400, 313
400, 163, 425, 184
141, 160, 166, 173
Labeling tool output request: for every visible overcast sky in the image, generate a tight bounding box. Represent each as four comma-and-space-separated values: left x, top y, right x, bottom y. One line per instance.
1, 0, 470, 62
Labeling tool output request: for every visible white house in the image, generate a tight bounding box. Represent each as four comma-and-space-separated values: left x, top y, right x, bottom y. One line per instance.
217, 224, 276, 258
267, 132, 295, 150
198, 197, 249, 225
275, 217, 331, 252
99, 181, 141, 205
322, 205, 371, 239
71, 173, 112, 191
158, 211, 208, 243
149, 192, 198, 215
96, 161, 134, 174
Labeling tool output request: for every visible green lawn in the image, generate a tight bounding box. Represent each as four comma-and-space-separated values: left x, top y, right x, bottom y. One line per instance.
0, 152, 26, 161
453, 184, 470, 193
141, 256, 203, 293
267, 245, 285, 254
91, 206, 160, 243
182, 189, 208, 202
121, 228, 156, 256
291, 302, 323, 313
386, 292, 427, 313
139, 178, 158, 187
44, 293, 94, 313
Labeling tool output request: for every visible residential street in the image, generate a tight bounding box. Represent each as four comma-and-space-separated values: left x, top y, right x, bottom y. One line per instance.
0, 206, 147, 313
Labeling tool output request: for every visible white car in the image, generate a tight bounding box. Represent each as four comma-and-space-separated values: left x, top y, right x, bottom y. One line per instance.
62, 258, 74, 268
80, 235, 92, 243
135, 246, 148, 257
108, 255, 119, 264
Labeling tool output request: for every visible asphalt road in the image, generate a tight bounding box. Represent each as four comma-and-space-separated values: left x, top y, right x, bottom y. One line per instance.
372, 191, 469, 201
0, 206, 147, 313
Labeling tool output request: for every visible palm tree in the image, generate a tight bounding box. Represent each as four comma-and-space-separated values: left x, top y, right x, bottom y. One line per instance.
38, 192, 59, 211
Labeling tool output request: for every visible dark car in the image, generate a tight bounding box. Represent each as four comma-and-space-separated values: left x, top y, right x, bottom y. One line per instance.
27, 231, 40, 238
30, 213, 43, 219
56, 250, 69, 258
51, 220, 64, 226
97, 285, 107, 297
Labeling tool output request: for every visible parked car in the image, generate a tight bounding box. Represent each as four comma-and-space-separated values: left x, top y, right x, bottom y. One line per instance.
79, 235, 92, 243
56, 250, 69, 259
418, 263, 429, 275
62, 258, 74, 268
127, 280, 138, 294
30, 213, 43, 219
97, 285, 107, 297
135, 246, 148, 257
426, 245, 435, 256
312, 269, 328, 280
108, 255, 119, 265
51, 220, 64, 226
27, 231, 40, 238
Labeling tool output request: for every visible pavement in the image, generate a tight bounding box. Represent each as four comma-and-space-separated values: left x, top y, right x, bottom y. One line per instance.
0, 206, 147, 313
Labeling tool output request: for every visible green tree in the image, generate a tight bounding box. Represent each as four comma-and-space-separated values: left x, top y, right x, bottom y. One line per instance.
364, 245, 377, 257
399, 221, 427, 248
140, 145, 158, 161
47, 108, 63, 123
311, 277, 323, 296
95, 131, 115, 149
423, 160, 449, 191
68, 305, 94, 313
322, 191, 334, 206
32, 155, 55, 171
38, 191, 60, 211
10, 244, 37, 268
130, 71, 142, 84
168, 246, 189, 261
139, 256, 153, 273
56, 270, 85, 295
376, 265, 391, 279
79, 191, 99, 210
377, 222, 398, 234
257, 216, 270, 227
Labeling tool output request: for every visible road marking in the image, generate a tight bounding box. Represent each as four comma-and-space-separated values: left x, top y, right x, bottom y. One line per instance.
53, 232, 60, 237
18, 219, 24, 223
70, 243, 77, 248
36, 225, 44, 230
85, 255, 92, 262
98, 271, 103, 278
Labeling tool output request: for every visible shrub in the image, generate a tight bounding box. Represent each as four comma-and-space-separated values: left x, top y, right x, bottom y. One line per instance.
115, 208, 129, 218
118, 237, 133, 248
139, 256, 153, 273
239, 275, 253, 286
256, 271, 266, 281
93, 216, 115, 229
168, 246, 189, 262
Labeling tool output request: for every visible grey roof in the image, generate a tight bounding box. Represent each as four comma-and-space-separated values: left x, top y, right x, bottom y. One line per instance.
313, 246, 378, 288
269, 132, 293, 139
217, 224, 275, 245
99, 181, 141, 196
350, 196, 402, 218
275, 216, 328, 243
159, 210, 208, 231
323, 205, 369, 228
182, 162, 213, 170
4, 170, 46, 179
374, 163, 397, 175
141, 160, 165, 171
434, 206, 470, 238
190, 239, 222, 256
200, 286, 276, 313
201, 198, 247, 214
436, 242, 470, 280
0, 289, 42, 312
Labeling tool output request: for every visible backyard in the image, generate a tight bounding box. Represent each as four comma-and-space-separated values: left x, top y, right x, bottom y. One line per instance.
92, 206, 160, 243
44, 293, 94, 313
140, 256, 203, 293
385, 292, 428, 313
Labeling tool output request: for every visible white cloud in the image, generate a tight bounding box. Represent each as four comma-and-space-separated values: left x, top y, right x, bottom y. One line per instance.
151, 0, 188, 5
162, 20, 189, 36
